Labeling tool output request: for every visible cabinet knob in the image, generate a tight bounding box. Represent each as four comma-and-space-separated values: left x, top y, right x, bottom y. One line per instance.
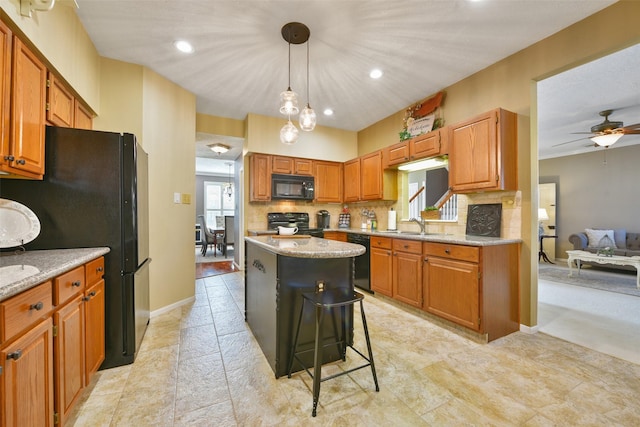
7, 350, 23, 360
445, 249, 450, 254
72, 280, 82, 287
97, 267, 104, 272
29, 302, 44, 311
16, 159, 26, 165
4, 155, 14, 161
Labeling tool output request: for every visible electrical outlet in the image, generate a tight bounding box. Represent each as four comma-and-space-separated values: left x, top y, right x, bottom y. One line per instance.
181, 193, 191, 204
173, 192, 181, 204
501, 196, 515, 208
316, 280, 325, 292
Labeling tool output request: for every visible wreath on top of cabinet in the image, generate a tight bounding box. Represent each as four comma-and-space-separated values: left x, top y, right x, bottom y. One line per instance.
400, 91, 445, 141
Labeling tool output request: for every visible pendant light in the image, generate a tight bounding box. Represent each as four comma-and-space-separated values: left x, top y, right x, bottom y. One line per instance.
299, 39, 316, 131
224, 162, 233, 199
280, 115, 299, 145
279, 25, 299, 116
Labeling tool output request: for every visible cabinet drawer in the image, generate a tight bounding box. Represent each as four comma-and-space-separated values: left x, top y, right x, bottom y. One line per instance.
423, 242, 479, 263
371, 236, 392, 249
1, 280, 53, 343
54, 266, 85, 306
393, 239, 422, 254
85, 257, 105, 286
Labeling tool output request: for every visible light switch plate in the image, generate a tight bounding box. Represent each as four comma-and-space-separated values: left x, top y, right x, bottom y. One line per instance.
173, 192, 181, 204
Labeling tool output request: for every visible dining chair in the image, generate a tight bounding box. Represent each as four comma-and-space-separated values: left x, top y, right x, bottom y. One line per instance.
224, 215, 234, 256
198, 215, 218, 257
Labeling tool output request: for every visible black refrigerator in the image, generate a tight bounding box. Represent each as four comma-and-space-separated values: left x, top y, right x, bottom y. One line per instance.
1, 126, 151, 369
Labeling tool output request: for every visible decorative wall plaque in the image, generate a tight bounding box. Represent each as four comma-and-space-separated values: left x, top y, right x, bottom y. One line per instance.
466, 203, 502, 237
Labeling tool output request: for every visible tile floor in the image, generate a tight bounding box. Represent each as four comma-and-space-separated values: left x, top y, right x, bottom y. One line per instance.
69, 271, 640, 426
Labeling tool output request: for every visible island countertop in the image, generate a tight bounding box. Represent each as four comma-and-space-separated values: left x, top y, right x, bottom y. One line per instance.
0, 247, 111, 302
244, 236, 365, 258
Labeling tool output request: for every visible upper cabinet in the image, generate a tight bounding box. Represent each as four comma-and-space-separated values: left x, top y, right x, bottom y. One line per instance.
0, 21, 11, 168
1, 36, 47, 179
250, 153, 272, 201
343, 157, 361, 202
385, 140, 410, 166
314, 160, 343, 203
344, 151, 397, 202
272, 155, 313, 176
448, 108, 517, 193
410, 127, 448, 160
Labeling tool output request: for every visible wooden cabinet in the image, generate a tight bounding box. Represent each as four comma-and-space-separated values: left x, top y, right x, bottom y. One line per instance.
0, 35, 47, 179
0, 256, 105, 427
250, 153, 272, 201
409, 127, 448, 160
386, 140, 410, 166
423, 242, 519, 341
84, 258, 105, 384
392, 239, 423, 307
272, 155, 313, 176
0, 20, 10, 165
344, 151, 397, 202
323, 231, 346, 242
448, 108, 517, 193
314, 160, 342, 203
1, 317, 54, 427
370, 236, 393, 297
46, 73, 93, 130
73, 100, 93, 130
343, 158, 360, 202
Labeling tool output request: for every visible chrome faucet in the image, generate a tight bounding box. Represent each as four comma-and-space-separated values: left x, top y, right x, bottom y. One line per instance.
409, 218, 426, 235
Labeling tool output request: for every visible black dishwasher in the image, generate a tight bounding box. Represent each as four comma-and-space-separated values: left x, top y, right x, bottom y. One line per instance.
347, 233, 371, 292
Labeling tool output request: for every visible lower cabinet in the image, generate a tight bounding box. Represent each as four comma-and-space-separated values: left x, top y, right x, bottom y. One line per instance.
0, 256, 105, 427
392, 239, 423, 308
322, 231, 346, 241
423, 242, 520, 341
0, 317, 54, 427
370, 237, 393, 297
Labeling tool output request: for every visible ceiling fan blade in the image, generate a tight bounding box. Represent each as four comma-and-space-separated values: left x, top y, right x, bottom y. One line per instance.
623, 129, 640, 134
621, 122, 640, 131
552, 136, 589, 147
570, 132, 593, 135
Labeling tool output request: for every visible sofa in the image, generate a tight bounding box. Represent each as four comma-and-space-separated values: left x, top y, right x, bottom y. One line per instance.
569, 229, 640, 270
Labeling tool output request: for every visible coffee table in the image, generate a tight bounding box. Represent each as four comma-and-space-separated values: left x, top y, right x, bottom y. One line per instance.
566, 250, 640, 288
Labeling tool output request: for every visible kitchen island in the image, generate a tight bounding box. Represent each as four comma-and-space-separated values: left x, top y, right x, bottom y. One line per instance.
244, 236, 365, 378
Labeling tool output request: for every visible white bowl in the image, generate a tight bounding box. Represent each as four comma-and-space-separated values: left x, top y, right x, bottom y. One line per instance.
278, 226, 298, 235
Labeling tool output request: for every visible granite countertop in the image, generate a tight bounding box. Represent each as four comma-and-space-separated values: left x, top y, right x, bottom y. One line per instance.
245, 236, 365, 258
325, 228, 522, 246
0, 248, 111, 302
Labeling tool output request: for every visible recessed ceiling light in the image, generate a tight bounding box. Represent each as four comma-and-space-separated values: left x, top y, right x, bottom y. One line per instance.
369, 69, 383, 79
323, 108, 334, 116
174, 40, 194, 53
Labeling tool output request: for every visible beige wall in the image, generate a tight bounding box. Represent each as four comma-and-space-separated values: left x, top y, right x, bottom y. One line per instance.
357, 0, 640, 326
540, 144, 640, 258
0, 0, 101, 112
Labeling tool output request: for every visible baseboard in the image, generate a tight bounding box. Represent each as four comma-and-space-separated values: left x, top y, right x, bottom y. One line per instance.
150, 296, 195, 318
520, 324, 539, 334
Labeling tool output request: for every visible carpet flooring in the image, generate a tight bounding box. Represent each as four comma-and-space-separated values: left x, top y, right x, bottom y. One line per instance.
538, 262, 640, 297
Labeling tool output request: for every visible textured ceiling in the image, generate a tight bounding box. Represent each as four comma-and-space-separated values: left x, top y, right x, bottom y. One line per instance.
72, 0, 627, 170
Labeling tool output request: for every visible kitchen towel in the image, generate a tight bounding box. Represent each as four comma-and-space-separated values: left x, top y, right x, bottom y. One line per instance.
388, 209, 397, 231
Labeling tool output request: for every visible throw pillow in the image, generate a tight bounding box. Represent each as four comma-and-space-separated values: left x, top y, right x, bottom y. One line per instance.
612, 228, 627, 249
585, 228, 617, 249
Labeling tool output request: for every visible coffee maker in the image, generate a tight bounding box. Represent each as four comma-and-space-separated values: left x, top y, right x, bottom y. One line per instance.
316, 210, 331, 229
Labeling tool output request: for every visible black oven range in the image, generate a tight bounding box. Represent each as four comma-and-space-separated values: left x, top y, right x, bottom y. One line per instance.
267, 212, 325, 237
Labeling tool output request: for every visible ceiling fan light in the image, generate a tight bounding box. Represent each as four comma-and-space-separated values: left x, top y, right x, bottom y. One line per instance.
280, 119, 299, 145
279, 89, 299, 116
591, 133, 623, 147
208, 143, 230, 154
299, 105, 316, 131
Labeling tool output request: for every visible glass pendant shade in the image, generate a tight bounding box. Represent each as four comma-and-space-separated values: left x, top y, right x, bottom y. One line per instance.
591, 133, 623, 147
280, 119, 299, 145
279, 88, 299, 115
299, 104, 317, 131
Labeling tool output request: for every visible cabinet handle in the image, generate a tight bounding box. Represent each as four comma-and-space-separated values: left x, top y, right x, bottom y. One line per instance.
4, 155, 14, 161
16, 159, 26, 165
83, 291, 97, 301
97, 267, 104, 272
445, 249, 450, 254
72, 280, 82, 287
29, 302, 44, 311
7, 350, 23, 360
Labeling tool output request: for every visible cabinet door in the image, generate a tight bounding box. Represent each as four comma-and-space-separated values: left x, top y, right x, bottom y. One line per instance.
392, 250, 423, 307
386, 141, 410, 165
272, 156, 293, 174
294, 158, 313, 175
0, 21, 10, 162
314, 160, 342, 203
361, 151, 382, 200
410, 130, 441, 160
10, 37, 47, 178
74, 99, 93, 130
424, 256, 479, 330
323, 231, 346, 242
250, 154, 271, 201
46, 72, 74, 127
84, 279, 105, 384
1, 317, 54, 427
370, 246, 393, 297
343, 158, 361, 202
54, 295, 86, 426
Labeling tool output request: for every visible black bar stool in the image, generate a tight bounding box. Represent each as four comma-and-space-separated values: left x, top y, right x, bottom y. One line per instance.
287, 287, 379, 417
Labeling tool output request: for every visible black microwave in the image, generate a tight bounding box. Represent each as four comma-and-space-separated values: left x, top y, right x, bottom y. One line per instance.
271, 174, 315, 201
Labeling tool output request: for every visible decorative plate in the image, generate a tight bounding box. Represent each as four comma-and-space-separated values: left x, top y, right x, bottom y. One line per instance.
0, 199, 41, 248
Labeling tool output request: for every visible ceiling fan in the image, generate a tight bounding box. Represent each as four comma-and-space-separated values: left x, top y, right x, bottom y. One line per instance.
553, 109, 640, 148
